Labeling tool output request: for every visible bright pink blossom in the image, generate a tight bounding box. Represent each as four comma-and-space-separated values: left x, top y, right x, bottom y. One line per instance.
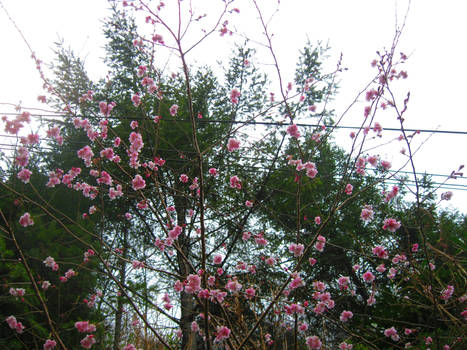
215, 326, 231, 342
75, 321, 96, 333
287, 124, 301, 138
169, 104, 179, 116
230, 88, 241, 104
306, 335, 322, 349
384, 327, 399, 341
382, 218, 401, 232
340, 310, 353, 322
19, 212, 34, 227
362, 271, 375, 283
227, 138, 240, 152
230, 175, 241, 189
132, 175, 146, 190
43, 339, 57, 350
17, 168, 32, 183
213, 254, 223, 265
80, 334, 96, 349
314, 235, 326, 252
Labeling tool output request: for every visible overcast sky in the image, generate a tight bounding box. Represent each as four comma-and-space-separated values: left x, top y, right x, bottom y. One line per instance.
1, 0, 466, 213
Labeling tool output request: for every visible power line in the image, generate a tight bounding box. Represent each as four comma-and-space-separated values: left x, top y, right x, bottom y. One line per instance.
2, 111, 467, 136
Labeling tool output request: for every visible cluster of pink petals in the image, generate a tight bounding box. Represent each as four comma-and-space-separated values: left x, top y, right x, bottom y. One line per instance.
43, 339, 57, 350
19, 212, 34, 227
227, 138, 240, 152
215, 325, 231, 342
230, 88, 241, 104
287, 124, 301, 138
230, 175, 241, 189
382, 218, 401, 232
340, 310, 354, 322
185, 274, 201, 294
384, 326, 399, 341
314, 235, 326, 252
306, 335, 322, 349
288, 243, 304, 257
6, 315, 25, 334
80, 334, 96, 349
360, 205, 374, 222
75, 320, 97, 333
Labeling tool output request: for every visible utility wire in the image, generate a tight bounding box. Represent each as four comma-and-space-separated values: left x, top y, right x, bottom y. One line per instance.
2, 111, 467, 135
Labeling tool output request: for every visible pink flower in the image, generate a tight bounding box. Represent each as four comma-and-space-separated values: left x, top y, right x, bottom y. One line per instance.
314, 216, 321, 225
288, 243, 304, 257
43, 339, 57, 350
372, 245, 388, 259
345, 183, 353, 195
441, 191, 453, 201
265, 257, 276, 266
340, 310, 353, 322
245, 200, 253, 208
384, 327, 399, 341
208, 168, 218, 176
242, 231, 251, 241
213, 254, 223, 265
225, 279, 242, 293
338, 276, 350, 290
132, 175, 146, 190
169, 104, 179, 116
230, 88, 241, 104
376, 264, 386, 273
227, 138, 240, 152
123, 345, 136, 350
314, 235, 326, 252
6, 315, 18, 329
215, 326, 231, 342
19, 212, 34, 227
360, 205, 374, 222
230, 175, 241, 189
306, 335, 322, 349
382, 218, 401, 232
185, 274, 201, 294
131, 93, 141, 107
362, 271, 375, 283
75, 320, 96, 333
80, 334, 96, 349
380, 160, 392, 171
440, 285, 454, 301
77, 146, 94, 167
245, 287, 256, 299
287, 124, 301, 138
99, 101, 115, 116
17, 168, 32, 183
179, 174, 189, 183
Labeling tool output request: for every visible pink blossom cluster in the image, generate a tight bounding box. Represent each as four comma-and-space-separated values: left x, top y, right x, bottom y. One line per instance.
5, 315, 25, 334
288, 157, 318, 178
227, 138, 240, 152
230, 88, 241, 104
9, 288, 25, 297
382, 218, 401, 232
214, 325, 231, 342
314, 235, 326, 252
43, 256, 59, 271
287, 124, 300, 138
75, 320, 96, 333
288, 243, 304, 257
19, 212, 34, 227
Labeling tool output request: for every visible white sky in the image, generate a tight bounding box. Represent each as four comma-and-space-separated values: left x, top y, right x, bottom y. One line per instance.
0, 0, 466, 213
